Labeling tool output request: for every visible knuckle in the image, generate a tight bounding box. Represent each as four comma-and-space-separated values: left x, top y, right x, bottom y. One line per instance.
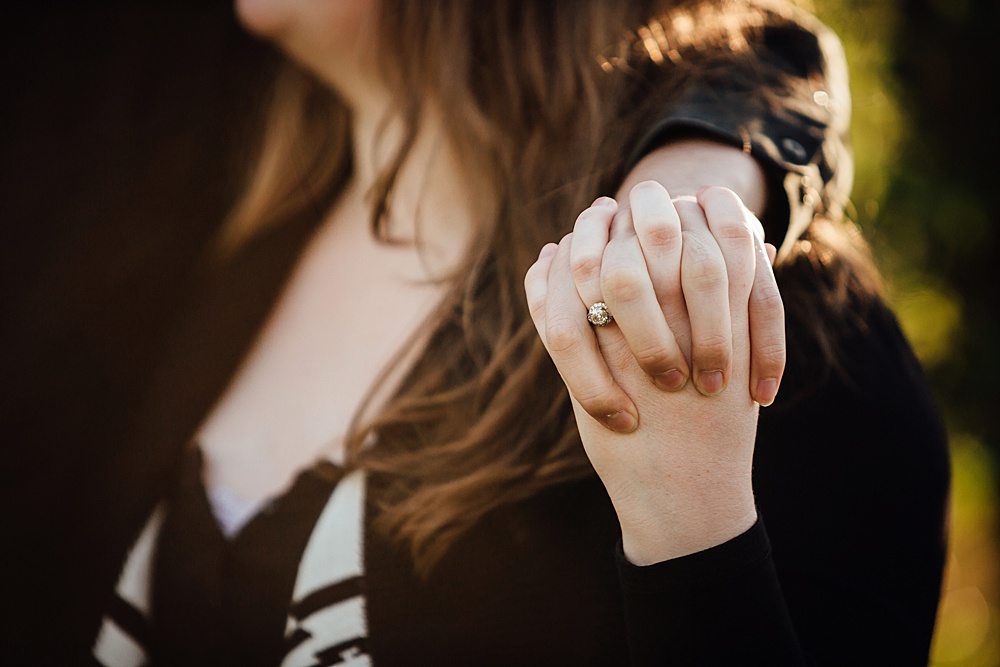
693, 332, 731, 361
575, 202, 613, 228
713, 218, 754, 244
601, 265, 647, 304
681, 229, 715, 261
523, 270, 544, 310
681, 233, 727, 290
684, 260, 727, 294
523, 268, 537, 291
642, 222, 682, 252
750, 282, 784, 314
545, 317, 584, 354
755, 340, 787, 366
570, 252, 602, 283
632, 342, 678, 374
526, 291, 546, 321
524, 257, 545, 282
576, 385, 622, 415
687, 268, 728, 295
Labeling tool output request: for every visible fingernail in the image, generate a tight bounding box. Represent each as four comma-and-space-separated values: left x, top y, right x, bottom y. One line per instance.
654, 369, 686, 391
605, 410, 638, 433
697, 370, 725, 395
592, 196, 617, 209
756, 379, 779, 407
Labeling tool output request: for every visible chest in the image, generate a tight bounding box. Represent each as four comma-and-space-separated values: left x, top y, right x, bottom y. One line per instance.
197, 209, 451, 502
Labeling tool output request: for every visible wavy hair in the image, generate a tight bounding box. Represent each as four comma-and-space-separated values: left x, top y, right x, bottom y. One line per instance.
222, 0, 881, 575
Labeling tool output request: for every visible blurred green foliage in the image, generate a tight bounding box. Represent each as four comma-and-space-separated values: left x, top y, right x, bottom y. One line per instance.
806, 0, 1000, 663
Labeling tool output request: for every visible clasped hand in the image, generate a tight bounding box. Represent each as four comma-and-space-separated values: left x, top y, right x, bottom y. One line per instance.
524, 182, 785, 564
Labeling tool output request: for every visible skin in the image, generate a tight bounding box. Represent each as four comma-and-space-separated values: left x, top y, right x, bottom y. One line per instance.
214, 0, 786, 564
613, 140, 783, 407
526, 185, 777, 563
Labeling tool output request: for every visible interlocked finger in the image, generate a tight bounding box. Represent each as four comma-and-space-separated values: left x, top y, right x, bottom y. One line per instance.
697, 186, 784, 405
748, 235, 785, 407
698, 186, 757, 308
599, 206, 689, 391
542, 233, 639, 433
570, 197, 617, 311
525, 242, 558, 343
629, 181, 690, 383
677, 199, 732, 396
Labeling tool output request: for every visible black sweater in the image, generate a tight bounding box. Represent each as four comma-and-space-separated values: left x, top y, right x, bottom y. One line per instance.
100, 296, 949, 666
361, 299, 949, 666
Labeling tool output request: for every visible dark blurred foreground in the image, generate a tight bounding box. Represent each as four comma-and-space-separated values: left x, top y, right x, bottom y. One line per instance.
0, 4, 276, 495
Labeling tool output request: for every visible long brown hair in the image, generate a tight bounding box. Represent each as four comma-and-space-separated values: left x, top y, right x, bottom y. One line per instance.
223, 0, 881, 575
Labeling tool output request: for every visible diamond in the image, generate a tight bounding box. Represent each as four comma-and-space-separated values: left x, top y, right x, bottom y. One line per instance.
587, 302, 613, 327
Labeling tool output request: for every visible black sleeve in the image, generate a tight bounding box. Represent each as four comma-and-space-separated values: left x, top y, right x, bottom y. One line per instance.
616, 299, 950, 665
625, 1, 852, 254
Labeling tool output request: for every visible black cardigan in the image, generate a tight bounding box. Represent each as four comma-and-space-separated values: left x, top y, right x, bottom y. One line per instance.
0, 2, 948, 665
117, 295, 949, 667
104, 295, 950, 667
362, 296, 949, 666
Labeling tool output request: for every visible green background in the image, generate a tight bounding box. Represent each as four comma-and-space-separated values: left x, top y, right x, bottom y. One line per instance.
809, 0, 1000, 662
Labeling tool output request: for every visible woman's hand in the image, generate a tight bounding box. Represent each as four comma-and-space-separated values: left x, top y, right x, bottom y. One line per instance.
524, 182, 784, 565
614, 137, 784, 407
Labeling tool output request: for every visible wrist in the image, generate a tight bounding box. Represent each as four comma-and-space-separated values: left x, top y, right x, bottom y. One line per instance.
616, 487, 757, 566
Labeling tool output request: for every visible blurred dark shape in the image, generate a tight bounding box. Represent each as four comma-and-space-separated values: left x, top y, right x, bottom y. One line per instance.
0, 4, 274, 488
0, 2, 278, 657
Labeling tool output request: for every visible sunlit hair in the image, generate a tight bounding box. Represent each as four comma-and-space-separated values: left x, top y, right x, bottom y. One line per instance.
222, 0, 881, 575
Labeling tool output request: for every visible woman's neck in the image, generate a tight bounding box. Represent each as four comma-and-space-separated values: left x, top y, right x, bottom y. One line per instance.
344, 94, 489, 278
